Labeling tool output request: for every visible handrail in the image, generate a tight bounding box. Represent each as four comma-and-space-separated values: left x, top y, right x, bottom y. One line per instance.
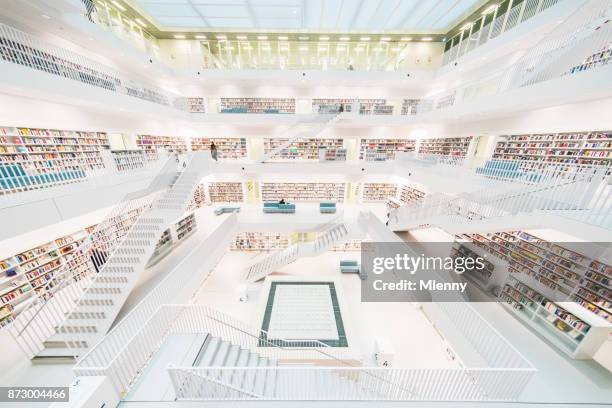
9, 155, 178, 357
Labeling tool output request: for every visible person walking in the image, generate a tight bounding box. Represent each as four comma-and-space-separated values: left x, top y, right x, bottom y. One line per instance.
210, 141, 218, 161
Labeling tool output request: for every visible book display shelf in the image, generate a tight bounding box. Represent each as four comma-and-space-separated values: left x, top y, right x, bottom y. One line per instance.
191, 137, 248, 159
331, 239, 367, 251
136, 135, 188, 154
230, 232, 290, 251
207, 182, 244, 203
261, 182, 346, 202
148, 213, 197, 267
362, 183, 398, 202
399, 185, 426, 205
220, 98, 295, 114
418, 136, 473, 156
264, 138, 344, 160
0, 224, 103, 327
0, 126, 110, 192
568, 43, 611, 75
359, 139, 416, 161
493, 131, 612, 166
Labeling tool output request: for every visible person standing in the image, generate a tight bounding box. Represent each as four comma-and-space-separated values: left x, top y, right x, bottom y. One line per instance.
210, 141, 218, 161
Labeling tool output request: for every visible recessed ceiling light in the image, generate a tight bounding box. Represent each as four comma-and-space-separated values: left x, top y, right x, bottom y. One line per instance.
243, 45, 253, 50
339, 36, 350, 41
174, 34, 186, 39
380, 37, 391, 41
299, 36, 309, 40
236, 35, 247, 40
216, 35, 227, 39
360, 37, 371, 41
261, 45, 271, 50
319, 36, 329, 41
401, 37, 412, 41
391, 47, 400, 52
111, 0, 126, 11
134, 18, 147, 27
195, 35, 206, 39
299, 46, 308, 51
41, 14, 51, 19
278, 36, 288, 40
421, 37, 433, 41
257, 35, 268, 40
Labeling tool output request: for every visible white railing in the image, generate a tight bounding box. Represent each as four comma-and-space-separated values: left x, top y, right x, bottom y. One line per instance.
9, 156, 178, 358
391, 164, 609, 230
74, 303, 356, 397
0, 23, 183, 108
423, 0, 612, 113
168, 365, 534, 401
443, 0, 563, 65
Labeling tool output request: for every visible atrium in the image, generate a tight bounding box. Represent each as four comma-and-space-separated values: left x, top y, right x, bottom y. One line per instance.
0, 0, 611, 406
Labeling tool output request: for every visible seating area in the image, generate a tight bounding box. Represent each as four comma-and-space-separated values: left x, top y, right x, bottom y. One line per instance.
262, 202, 296, 213
319, 202, 337, 213
340, 260, 366, 280
214, 206, 241, 216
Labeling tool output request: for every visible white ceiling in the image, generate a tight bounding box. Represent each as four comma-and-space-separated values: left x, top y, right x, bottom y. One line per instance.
130, 0, 486, 32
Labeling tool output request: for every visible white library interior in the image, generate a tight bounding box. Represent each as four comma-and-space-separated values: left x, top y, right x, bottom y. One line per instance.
0, 0, 612, 406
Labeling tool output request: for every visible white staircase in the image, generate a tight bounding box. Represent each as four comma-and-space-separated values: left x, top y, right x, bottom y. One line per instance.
244, 223, 351, 283
16, 153, 211, 360
259, 113, 343, 163
388, 167, 610, 235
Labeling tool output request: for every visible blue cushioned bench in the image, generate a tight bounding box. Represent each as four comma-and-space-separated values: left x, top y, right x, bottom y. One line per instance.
320, 202, 336, 213
263, 203, 296, 213
214, 206, 241, 216
340, 260, 367, 280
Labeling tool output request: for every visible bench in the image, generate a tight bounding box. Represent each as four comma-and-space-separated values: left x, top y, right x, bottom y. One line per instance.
263, 202, 296, 213
340, 260, 367, 280
320, 202, 336, 213
214, 206, 241, 216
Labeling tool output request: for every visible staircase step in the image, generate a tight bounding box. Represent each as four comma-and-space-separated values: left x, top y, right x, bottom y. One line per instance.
196, 337, 220, 367
252, 357, 268, 396
242, 353, 260, 394
264, 362, 277, 398
212, 341, 230, 366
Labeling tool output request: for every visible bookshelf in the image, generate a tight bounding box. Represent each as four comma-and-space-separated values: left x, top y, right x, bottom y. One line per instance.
148, 212, 197, 266
418, 136, 473, 156
568, 43, 612, 75
359, 139, 416, 161
450, 242, 509, 292
359, 99, 394, 115
319, 148, 347, 162
362, 183, 397, 202
220, 98, 295, 114
187, 184, 206, 210
500, 273, 612, 359
230, 232, 290, 251
399, 185, 426, 205
207, 182, 244, 203
401, 99, 420, 115
493, 132, 612, 166
261, 182, 346, 202
331, 239, 368, 251
264, 138, 344, 161
191, 137, 247, 159
186, 97, 206, 113
312, 98, 355, 113
0, 126, 110, 193
0, 225, 95, 327
136, 135, 188, 154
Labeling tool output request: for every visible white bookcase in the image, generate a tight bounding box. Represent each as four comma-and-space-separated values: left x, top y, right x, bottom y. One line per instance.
220, 98, 295, 114
418, 136, 473, 156
451, 241, 509, 292
191, 137, 247, 159
361, 183, 397, 202
261, 182, 346, 202
231, 232, 290, 251
264, 138, 344, 161
359, 139, 416, 161
207, 182, 244, 203
399, 185, 426, 205
136, 135, 188, 154
147, 212, 197, 267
